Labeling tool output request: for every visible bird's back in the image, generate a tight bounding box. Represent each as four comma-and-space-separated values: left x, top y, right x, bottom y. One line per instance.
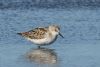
17, 27, 48, 39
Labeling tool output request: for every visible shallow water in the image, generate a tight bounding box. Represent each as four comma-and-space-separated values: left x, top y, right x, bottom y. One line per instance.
0, 8, 100, 67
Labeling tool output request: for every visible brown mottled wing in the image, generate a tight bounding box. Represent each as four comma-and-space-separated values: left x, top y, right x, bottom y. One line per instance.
19, 28, 48, 39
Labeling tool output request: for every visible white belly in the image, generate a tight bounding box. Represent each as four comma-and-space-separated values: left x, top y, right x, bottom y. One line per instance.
26, 36, 56, 46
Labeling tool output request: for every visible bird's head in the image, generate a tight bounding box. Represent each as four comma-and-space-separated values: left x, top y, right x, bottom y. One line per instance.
49, 25, 64, 38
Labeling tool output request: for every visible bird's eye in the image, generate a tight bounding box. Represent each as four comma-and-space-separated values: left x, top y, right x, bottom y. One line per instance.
55, 28, 58, 32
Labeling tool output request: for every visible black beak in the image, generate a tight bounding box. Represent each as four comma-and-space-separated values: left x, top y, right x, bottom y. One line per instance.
59, 32, 64, 38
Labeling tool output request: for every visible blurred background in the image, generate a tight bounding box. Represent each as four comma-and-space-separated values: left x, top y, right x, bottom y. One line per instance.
0, 0, 100, 9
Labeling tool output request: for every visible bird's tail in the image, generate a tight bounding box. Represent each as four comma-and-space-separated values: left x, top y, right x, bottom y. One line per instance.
17, 33, 22, 35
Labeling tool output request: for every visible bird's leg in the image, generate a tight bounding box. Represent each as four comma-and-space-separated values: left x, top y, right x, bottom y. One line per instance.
38, 46, 41, 49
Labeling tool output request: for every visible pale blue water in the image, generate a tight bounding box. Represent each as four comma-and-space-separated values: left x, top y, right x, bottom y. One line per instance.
0, 8, 100, 67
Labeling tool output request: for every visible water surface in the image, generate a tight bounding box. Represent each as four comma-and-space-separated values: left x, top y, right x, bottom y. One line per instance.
0, 8, 100, 67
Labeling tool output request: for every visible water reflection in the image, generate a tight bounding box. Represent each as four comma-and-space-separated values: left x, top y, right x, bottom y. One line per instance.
26, 47, 57, 64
